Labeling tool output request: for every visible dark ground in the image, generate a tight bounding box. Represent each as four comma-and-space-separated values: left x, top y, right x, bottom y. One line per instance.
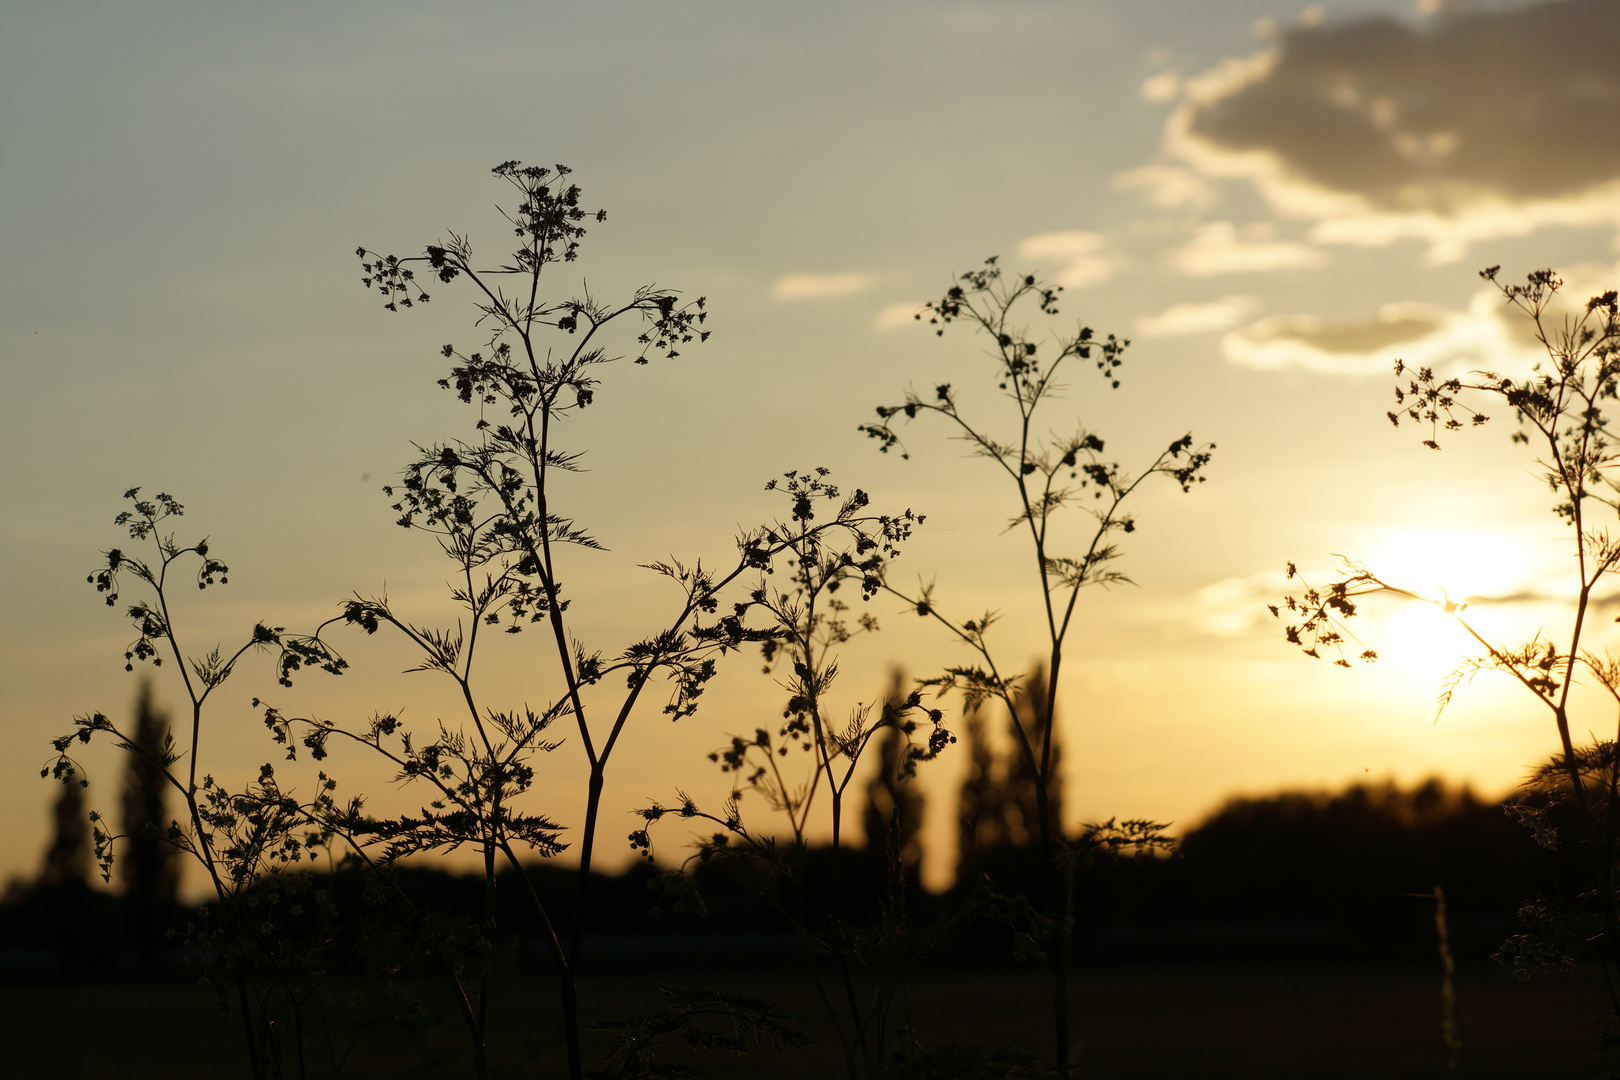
2, 960, 1609, 1079
7, 778, 1605, 1076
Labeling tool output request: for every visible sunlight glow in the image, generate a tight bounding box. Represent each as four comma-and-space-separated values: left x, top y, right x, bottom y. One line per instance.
1362, 529, 1532, 678
1366, 529, 1529, 602
1378, 603, 1479, 681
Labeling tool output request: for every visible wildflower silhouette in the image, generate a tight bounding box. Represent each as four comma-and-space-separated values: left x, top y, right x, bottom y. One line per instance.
861, 257, 1211, 1075
1276, 266, 1620, 1046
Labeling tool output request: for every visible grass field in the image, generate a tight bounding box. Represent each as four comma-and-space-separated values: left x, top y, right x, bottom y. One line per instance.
2, 961, 1610, 1078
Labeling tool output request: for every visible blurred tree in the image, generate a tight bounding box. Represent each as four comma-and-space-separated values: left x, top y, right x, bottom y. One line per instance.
956, 708, 998, 874
38, 773, 90, 889
120, 680, 178, 960
1175, 779, 1536, 929
957, 661, 1063, 881
863, 670, 927, 877
120, 679, 178, 907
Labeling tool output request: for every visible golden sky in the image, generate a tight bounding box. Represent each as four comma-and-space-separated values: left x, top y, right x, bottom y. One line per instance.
5, 0, 1620, 893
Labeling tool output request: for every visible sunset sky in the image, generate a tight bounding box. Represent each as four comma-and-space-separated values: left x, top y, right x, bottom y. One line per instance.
5, 0, 1620, 893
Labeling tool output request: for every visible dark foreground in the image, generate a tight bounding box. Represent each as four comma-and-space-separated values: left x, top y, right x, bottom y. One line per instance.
1, 961, 1607, 1079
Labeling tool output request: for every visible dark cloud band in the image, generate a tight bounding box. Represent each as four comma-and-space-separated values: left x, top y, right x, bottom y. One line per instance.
1183, 0, 1620, 213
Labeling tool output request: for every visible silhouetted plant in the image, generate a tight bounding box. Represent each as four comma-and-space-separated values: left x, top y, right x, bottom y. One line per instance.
1275, 266, 1620, 1042
863, 671, 928, 882
860, 257, 1212, 1075
630, 468, 951, 1080
46, 167, 1250, 1080
586, 984, 811, 1080
45, 489, 370, 1079
232, 161, 931, 1080
1432, 884, 1461, 1073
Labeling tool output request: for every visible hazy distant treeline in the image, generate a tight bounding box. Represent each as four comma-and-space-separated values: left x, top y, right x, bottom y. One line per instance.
1, 773, 1561, 975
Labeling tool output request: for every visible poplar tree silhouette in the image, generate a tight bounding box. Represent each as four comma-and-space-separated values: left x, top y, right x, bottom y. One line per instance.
120, 680, 178, 957
955, 709, 1000, 876
862, 671, 926, 879
956, 661, 1063, 881
39, 779, 91, 889
33, 772, 96, 971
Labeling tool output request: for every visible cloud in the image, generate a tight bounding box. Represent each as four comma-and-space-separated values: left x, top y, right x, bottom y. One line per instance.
1223, 300, 1474, 377
1221, 257, 1620, 377
1168, 221, 1326, 275
772, 271, 875, 300
1112, 164, 1213, 209
1133, 295, 1256, 338
1188, 570, 1294, 637
873, 301, 926, 330
1140, 72, 1180, 103
1222, 287, 1547, 378
1017, 230, 1114, 288
1162, 0, 1620, 262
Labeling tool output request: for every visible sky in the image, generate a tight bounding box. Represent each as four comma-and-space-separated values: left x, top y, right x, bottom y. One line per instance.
5, 0, 1620, 894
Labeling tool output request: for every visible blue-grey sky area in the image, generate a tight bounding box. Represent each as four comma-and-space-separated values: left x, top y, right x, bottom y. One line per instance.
5, 0, 1620, 893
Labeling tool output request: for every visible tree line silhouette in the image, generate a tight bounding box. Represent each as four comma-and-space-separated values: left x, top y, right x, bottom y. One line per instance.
2, 677, 1569, 973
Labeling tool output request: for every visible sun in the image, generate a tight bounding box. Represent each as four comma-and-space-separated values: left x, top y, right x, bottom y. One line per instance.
1364, 529, 1530, 603
1358, 529, 1536, 678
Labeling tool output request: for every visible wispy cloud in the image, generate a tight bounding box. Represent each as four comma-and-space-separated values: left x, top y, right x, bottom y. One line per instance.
1223, 301, 1464, 377
1221, 257, 1620, 378
873, 300, 925, 330
1237, 284, 1563, 380
1113, 164, 1213, 210
772, 271, 875, 300
1134, 295, 1256, 338
1139, 72, 1180, 103
1169, 221, 1325, 276
1187, 569, 1293, 637
1017, 231, 1114, 288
